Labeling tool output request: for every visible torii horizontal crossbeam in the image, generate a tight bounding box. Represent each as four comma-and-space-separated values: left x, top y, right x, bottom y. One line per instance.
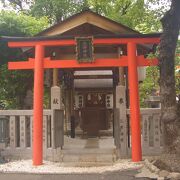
8, 56, 158, 70
8, 38, 160, 47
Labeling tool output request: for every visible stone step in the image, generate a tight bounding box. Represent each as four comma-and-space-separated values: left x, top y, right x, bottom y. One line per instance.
61, 150, 117, 163
66, 129, 113, 136
62, 148, 116, 154
62, 154, 116, 162
60, 161, 114, 167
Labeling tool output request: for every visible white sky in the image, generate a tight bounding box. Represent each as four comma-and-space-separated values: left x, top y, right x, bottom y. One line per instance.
0, 2, 14, 11
0, 1, 29, 11
0, 2, 3, 10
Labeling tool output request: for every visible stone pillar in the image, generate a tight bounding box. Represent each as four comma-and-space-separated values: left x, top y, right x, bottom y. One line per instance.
51, 86, 64, 149
43, 116, 47, 157
30, 116, 33, 148
51, 110, 64, 149
115, 85, 128, 157
53, 68, 58, 86
118, 47, 125, 86
142, 115, 150, 152
64, 90, 69, 134
51, 86, 63, 110
10, 116, 17, 148
20, 116, 27, 148
153, 114, 161, 148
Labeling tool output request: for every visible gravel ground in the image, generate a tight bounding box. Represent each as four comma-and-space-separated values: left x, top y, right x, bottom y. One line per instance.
0, 159, 142, 174
147, 153, 180, 172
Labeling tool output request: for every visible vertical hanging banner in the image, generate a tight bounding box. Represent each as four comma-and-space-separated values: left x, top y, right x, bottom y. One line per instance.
76, 37, 94, 63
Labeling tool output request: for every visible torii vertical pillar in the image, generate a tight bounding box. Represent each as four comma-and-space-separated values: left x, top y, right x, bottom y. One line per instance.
33, 45, 44, 165
128, 42, 142, 162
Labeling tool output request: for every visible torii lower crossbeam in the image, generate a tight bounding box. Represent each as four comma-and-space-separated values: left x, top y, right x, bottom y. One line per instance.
8, 56, 158, 69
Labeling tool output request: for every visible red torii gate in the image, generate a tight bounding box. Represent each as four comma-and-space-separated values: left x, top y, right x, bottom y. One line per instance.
4, 34, 160, 166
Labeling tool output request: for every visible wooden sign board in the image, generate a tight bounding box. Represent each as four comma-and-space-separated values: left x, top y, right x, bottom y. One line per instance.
76, 37, 94, 63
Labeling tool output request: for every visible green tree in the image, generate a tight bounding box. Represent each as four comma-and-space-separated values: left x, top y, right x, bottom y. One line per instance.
0, 11, 48, 36
139, 66, 159, 107
85, 0, 162, 32
158, 0, 180, 153
0, 11, 48, 64
0, 11, 48, 109
0, 64, 33, 109
30, 0, 163, 31
31, 0, 85, 24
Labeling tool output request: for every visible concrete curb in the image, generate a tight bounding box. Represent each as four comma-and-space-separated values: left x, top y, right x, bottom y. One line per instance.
144, 159, 180, 180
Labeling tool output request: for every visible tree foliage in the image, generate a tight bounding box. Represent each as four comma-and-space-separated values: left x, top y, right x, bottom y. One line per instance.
0, 0, 166, 33
0, 11, 48, 64
0, 11, 48, 36
30, 0, 85, 24
0, 64, 33, 109
0, 11, 48, 109
26, 0, 164, 32
139, 66, 159, 107
87, 0, 162, 32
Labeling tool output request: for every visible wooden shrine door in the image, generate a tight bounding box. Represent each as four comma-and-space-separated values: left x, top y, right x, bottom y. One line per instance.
81, 93, 109, 136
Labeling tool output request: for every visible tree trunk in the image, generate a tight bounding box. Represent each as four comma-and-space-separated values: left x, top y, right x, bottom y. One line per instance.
159, 0, 180, 152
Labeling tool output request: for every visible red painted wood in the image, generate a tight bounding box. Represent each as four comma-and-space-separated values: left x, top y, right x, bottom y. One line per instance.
8, 56, 158, 70
94, 38, 160, 44
8, 40, 76, 47
44, 57, 129, 68
8, 38, 160, 47
8, 58, 34, 69
128, 42, 142, 162
33, 45, 44, 166
137, 55, 159, 66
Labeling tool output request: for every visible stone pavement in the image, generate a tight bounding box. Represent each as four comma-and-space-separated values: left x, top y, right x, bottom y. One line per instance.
0, 136, 161, 179
0, 170, 156, 180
